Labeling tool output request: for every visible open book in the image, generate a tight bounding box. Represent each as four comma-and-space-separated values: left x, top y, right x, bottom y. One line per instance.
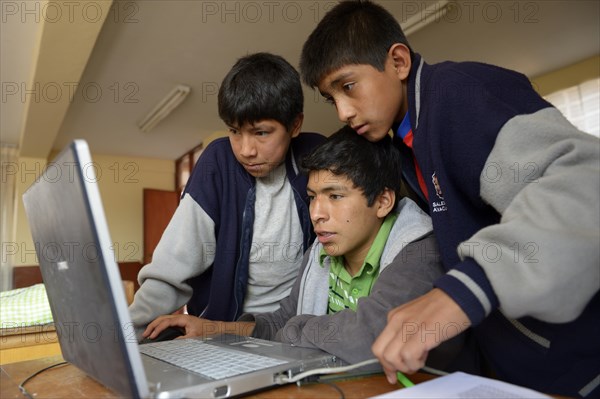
370, 372, 551, 399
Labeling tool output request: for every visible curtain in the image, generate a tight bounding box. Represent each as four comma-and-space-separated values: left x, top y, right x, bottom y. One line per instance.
544, 78, 600, 138
1, 144, 19, 291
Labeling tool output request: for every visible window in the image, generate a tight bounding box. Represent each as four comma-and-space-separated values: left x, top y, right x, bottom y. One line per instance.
1, 144, 18, 291
544, 78, 600, 138
175, 143, 203, 195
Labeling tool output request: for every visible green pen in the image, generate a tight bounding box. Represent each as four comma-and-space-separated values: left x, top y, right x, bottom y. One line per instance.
396, 371, 415, 388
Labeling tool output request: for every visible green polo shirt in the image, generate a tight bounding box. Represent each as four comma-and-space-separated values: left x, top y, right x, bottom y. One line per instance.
320, 213, 398, 314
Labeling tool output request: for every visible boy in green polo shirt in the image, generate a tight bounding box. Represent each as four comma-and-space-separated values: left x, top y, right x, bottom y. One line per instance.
144, 126, 452, 365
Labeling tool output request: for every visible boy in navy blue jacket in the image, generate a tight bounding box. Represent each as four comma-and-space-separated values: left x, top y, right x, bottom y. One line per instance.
300, 1, 599, 397
129, 53, 324, 337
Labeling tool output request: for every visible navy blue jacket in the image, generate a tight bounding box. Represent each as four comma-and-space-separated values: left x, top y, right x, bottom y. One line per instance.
183, 133, 325, 321
396, 53, 600, 398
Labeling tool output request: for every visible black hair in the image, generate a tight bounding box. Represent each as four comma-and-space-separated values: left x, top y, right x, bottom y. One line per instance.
301, 126, 402, 207
218, 52, 303, 132
300, 0, 412, 88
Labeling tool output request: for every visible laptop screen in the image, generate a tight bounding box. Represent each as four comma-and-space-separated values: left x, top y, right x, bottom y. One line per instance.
22, 140, 148, 397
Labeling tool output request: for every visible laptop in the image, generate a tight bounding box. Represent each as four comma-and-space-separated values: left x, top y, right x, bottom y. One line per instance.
22, 140, 342, 398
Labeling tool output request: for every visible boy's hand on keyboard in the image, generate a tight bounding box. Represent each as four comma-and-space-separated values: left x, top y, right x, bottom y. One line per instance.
143, 314, 255, 340
139, 326, 184, 344
143, 314, 218, 340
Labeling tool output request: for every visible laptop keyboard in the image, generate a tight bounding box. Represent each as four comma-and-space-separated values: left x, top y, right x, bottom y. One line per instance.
139, 339, 288, 380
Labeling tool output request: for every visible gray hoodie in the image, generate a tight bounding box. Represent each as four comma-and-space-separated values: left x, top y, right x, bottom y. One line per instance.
239, 198, 454, 365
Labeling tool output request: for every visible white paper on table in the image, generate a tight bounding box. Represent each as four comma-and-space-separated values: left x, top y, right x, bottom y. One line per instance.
369, 372, 552, 399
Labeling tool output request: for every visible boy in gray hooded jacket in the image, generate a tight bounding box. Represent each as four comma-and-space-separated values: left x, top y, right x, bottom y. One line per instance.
144, 127, 457, 366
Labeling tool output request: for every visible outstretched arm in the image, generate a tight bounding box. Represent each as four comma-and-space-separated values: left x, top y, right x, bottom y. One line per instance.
279, 236, 446, 365
436, 108, 600, 327
129, 195, 217, 338
372, 288, 470, 383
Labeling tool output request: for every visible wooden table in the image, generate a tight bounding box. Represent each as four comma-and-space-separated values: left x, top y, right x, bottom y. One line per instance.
0, 325, 60, 365
1, 355, 436, 398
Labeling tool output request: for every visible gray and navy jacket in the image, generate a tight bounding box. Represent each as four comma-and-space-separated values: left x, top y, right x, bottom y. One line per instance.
129, 133, 325, 335
396, 53, 600, 397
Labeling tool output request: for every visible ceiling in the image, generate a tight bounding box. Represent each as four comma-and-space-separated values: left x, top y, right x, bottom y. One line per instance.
2, 0, 599, 160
